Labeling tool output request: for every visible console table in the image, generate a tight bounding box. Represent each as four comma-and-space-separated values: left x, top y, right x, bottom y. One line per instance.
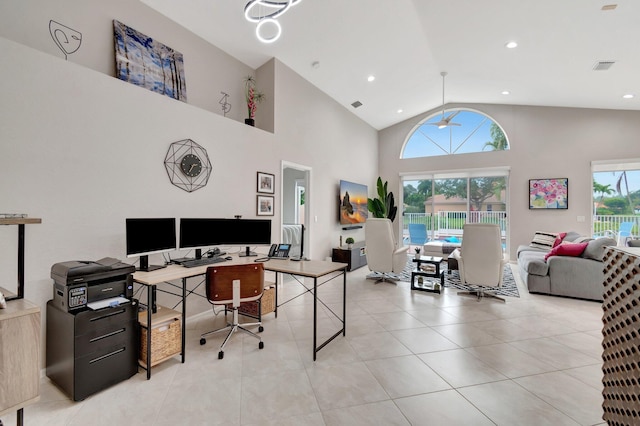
332, 242, 367, 271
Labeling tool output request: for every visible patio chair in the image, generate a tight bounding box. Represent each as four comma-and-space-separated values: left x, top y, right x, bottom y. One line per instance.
407, 223, 428, 245
617, 222, 636, 246
596, 222, 637, 246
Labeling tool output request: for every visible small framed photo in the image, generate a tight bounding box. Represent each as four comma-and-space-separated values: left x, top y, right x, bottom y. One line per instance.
257, 172, 275, 194
257, 195, 274, 216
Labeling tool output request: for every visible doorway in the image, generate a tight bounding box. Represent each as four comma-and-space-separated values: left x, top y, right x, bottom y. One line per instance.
282, 161, 311, 258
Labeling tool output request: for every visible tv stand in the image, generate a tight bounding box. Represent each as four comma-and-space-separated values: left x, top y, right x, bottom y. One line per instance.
238, 246, 257, 257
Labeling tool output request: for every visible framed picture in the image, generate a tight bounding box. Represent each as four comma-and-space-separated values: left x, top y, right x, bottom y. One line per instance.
257, 172, 275, 194
529, 178, 568, 209
257, 195, 274, 216
113, 20, 187, 102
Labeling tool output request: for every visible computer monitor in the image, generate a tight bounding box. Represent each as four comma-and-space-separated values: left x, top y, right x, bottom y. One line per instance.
179, 218, 271, 257
126, 218, 176, 271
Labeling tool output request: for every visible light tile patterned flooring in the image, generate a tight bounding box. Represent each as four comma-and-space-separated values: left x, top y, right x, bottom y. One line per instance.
1, 263, 606, 425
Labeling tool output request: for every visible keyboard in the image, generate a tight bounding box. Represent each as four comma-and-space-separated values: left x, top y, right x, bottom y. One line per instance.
181, 256, 227, 268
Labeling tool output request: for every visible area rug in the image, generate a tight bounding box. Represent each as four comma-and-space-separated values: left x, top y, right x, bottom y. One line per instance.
400, 257, 520, 298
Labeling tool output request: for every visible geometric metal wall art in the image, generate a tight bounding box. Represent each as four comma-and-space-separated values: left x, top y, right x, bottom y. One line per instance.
164, 139, 212, 193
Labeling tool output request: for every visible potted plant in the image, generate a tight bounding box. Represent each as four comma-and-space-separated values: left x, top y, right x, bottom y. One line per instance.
244, 75, 265, 126
345, 237, 355, 249
414, 246, 421, 259
367, 177, 397, 222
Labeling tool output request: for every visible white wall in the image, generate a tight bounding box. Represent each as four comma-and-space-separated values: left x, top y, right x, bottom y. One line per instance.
272, 60, 378, 256
0, 0, 256, 125
0, 16, 377, 369
378, 103, 640, 260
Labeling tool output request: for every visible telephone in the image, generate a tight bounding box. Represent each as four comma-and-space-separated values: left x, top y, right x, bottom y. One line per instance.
268, 243, 291, 258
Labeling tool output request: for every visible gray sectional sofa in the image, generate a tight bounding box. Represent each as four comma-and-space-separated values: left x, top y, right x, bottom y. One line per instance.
517, 231, 616, 301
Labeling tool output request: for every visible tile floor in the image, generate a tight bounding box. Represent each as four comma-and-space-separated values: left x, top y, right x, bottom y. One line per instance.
1, 263, 607, 425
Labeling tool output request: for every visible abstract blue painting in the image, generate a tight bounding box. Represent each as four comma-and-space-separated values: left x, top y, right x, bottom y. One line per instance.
113, 20, 187, 102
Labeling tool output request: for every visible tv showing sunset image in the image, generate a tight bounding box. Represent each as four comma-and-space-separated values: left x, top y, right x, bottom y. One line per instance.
339, 180, 368, 224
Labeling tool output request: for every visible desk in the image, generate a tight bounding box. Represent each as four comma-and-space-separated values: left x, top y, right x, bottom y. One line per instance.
132, 257, 348, 377
264, 259, 348, 361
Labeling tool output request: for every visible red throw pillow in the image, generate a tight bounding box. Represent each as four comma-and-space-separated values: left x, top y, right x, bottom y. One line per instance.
545, 241, 588, 261
553, 232, 568, 247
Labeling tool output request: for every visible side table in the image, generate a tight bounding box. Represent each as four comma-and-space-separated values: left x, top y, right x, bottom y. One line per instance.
411, 256, 444, 293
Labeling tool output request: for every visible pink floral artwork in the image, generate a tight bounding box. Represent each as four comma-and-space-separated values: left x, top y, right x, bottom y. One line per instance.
529, 178, 568, 209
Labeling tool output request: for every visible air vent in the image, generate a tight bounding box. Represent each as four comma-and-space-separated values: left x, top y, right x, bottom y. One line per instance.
351, 101, 363, 108
593, 61, 615, 71
601, 4, 617, 11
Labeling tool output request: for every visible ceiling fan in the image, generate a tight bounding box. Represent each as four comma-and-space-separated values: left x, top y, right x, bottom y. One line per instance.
429, 71, 461, 129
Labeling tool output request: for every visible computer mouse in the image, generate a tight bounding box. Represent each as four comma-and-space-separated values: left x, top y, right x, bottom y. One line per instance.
225, 256, 233, 261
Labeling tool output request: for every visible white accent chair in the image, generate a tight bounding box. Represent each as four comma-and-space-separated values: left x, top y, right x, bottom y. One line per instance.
365, 218, 409, 283
451, 223, 507, 302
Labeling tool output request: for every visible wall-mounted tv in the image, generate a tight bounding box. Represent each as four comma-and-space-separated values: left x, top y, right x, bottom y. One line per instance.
339, 180, 368, 225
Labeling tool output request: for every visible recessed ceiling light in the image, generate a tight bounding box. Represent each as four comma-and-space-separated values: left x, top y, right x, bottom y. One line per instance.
501, 90, 510, 95
623, 94, 634, 99
505, 41, 518, 49
367, 75, 375, 82
397, 109, 403, 113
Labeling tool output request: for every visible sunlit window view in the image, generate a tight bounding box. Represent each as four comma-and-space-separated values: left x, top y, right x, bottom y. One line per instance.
592, 168, 640, 244
402, 109, 508, 158
402, 175, 508, 247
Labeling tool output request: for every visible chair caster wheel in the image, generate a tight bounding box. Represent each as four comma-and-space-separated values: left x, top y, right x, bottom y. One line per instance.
258, 326, 264, 333
200, 338, 206, 345
259, 341, 264, 350
218, 351, 224, 359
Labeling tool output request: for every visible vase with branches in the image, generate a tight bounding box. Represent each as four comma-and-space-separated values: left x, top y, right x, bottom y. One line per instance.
244, 75, 264, 125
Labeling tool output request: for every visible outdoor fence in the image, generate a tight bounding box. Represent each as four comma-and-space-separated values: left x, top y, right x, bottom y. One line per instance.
403, 211, 507, 240
403, 212, 639, 242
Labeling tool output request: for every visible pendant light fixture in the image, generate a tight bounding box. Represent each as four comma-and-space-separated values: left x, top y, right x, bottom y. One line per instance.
244, 0, 303, 43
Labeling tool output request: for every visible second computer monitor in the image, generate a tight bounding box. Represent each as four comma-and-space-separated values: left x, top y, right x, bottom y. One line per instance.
179, 218, 271, 257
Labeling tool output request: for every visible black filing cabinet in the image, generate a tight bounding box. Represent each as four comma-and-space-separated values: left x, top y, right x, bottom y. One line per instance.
46, 300, 138, 401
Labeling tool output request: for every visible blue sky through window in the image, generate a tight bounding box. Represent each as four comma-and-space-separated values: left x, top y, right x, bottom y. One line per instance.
402, 109, 507, 159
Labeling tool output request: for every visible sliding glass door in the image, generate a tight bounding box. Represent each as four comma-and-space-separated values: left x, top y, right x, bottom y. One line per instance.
402, 170, 508, 249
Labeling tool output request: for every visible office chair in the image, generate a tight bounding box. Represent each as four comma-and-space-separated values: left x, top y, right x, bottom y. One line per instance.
199, 263, 265, 359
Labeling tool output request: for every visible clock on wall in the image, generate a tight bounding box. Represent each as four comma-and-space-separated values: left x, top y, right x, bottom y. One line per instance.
164, 139, 212, 192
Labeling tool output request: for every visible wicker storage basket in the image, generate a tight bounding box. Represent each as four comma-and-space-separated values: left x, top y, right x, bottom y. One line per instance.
235, 285, 275, 317
139, 316, 181, 367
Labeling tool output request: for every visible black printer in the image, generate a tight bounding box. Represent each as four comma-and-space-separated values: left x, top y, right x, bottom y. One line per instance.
51, 257, 135, 312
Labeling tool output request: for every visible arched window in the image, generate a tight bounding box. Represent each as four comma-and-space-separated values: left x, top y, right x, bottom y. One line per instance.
401, 108, 509, 159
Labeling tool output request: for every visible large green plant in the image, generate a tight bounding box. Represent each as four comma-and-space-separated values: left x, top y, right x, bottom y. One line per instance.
367, 177, 397, 222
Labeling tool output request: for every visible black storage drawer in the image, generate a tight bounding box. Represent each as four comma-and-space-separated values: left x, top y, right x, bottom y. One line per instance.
73, 342, 138, 401
74, 319, 137, 355
74, 303, 134, 335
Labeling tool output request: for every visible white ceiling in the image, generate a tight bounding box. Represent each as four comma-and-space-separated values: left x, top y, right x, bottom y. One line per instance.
141, 0, 640, 130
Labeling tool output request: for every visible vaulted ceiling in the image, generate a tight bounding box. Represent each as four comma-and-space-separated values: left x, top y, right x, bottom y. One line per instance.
142, 0, 640, 130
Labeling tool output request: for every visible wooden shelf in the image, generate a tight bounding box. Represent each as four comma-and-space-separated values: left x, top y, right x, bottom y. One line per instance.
138, 305, 181, 328
0, 218, 42, 226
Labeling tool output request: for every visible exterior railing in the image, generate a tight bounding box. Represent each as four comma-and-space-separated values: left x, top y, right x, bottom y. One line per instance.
403, 211, 507, 241
593, 215, 639, 237
404, 212, 639, 241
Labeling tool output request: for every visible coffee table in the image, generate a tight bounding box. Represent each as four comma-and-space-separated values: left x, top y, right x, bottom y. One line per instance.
411, 256, 444, 293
